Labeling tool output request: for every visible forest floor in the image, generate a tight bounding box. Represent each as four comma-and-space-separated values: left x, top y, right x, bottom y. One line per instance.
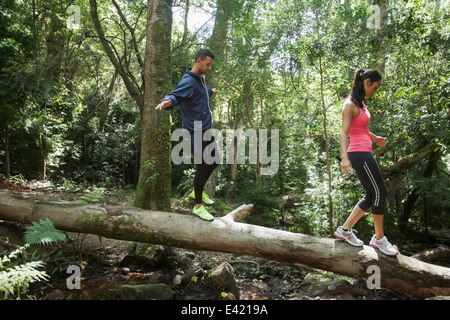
1, 178, 449, 301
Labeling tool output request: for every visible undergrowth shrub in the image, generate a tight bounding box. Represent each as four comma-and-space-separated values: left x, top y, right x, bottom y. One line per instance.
238, 187, 281, 228
0, 218, 66, 299
0, 244, 48, 299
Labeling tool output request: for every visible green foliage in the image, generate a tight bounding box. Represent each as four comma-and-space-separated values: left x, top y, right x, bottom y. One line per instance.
0, 244, 48, 299
142, 159, 160, 184
23, 218, 67, 247
74, 188, 105, 204
0, 218, 67, 299
0, 0, 448, 239
173, 168, 195, 197
237, 185, 282, 228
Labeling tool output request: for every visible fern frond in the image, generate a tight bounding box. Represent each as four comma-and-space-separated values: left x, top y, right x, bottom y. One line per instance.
0, 261, 48, 297
23, 218, 66, 246
75, 188, 104, 203
0, 244, 48, 298
0, 244, 29, 268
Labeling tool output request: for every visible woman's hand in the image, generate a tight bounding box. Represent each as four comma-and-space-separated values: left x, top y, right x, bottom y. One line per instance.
372, 135, 387, 147
341, 157, 352, 175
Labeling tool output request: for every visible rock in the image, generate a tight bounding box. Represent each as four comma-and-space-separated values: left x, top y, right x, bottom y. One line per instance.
121, 267, 130, 275
206, 262, 240, 300
426, 296, 450, 300
182, 268, 205, 284
179, 251, 196, 267
173, 274, 183, 287
118, 283, 174, 300
222, 292, 237, 300
134, 243, 167, 267
310, 279, 369, 298
147, 271, 170, 284
42, 289, 64, 300
119, 254, 136, 267
185, 251, 196, 260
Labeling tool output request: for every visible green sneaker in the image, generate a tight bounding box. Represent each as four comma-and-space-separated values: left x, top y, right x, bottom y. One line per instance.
192, 205, 214, 221
190, 190, 214, 205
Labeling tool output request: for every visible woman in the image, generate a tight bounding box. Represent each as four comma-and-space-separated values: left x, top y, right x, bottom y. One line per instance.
334, 68, 398, 256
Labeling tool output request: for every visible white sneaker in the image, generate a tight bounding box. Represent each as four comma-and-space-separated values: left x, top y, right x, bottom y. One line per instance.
370, 235, 398, 256
334, 226, 364, 247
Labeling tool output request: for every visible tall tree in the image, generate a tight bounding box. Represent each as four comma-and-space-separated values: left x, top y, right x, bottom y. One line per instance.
134, 0, 173, 211
203, 0, 236, 197
89, 0, 172, 210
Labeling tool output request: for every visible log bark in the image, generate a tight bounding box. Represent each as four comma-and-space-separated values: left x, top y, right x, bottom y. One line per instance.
412, 246, 450, 263
0, 190, 449, 299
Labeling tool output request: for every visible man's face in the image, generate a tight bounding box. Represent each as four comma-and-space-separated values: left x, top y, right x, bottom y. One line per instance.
198, 56, 214, 75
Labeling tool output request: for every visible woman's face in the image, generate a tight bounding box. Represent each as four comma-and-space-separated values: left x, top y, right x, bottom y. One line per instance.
364, 79, 382, 98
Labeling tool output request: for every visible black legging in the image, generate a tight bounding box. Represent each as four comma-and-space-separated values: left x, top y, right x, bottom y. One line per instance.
191, 132, 219, 204
348, 152, 387, 215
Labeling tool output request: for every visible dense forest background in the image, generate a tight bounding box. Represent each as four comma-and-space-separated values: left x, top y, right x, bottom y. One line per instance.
1, 0, 448, 243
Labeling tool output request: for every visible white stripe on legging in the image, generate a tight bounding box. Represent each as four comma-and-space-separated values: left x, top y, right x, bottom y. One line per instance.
363, 162, 380, 207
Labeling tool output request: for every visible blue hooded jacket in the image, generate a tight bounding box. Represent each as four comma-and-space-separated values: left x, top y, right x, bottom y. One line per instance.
161, 69, 214, 133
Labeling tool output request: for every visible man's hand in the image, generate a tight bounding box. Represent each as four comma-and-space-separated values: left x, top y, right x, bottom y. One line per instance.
155, 100, 171, 110
212, 88, 219, 94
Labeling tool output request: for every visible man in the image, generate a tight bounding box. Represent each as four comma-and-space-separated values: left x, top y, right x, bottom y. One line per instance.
155, 49, 219, 221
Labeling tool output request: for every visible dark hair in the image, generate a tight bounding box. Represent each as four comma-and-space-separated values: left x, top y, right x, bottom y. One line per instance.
195, 49, 215, 62
350, 68, 382, 108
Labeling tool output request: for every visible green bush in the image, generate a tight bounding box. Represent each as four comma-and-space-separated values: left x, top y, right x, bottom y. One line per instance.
238, 186, 282, 228
0, 218, 67, 299
0, 244, 48, 299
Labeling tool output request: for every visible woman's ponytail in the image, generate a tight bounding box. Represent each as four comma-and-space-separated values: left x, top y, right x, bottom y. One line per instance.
350, 68, 382, 108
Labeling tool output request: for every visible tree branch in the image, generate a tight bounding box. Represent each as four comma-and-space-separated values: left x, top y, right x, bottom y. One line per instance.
111, 0, 145, 71
89, 0, 143, 110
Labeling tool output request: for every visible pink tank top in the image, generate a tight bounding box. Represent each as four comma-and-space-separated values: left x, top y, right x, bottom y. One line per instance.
347, 106, 372, 152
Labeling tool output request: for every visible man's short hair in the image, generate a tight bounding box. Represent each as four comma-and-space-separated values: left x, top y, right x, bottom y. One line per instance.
195, 49, 214, 62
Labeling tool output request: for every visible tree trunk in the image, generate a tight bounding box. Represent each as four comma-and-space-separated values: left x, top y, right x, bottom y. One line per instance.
201, 0, 233, 198
0, 125, 11, 179
318, 54, 333, 238
38, 133, 47, 181
89, 0, 172, 211
0, 190, 449, 299
398, 150, 441, 232
134, 0, 172, 211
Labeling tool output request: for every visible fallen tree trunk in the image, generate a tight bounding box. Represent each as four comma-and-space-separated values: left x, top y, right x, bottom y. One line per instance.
0, 190, 449, 299
412, 245, 450, 263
